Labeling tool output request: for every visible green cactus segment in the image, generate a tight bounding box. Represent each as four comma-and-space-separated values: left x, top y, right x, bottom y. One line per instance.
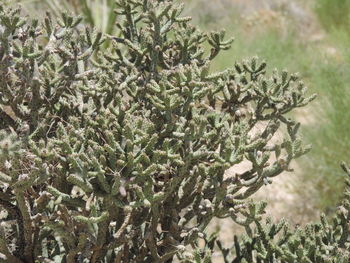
187, 167, 350, 263
0, 1, 323, 262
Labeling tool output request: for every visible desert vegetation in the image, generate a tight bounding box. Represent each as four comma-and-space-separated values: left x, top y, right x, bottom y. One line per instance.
0, 0, 349, 262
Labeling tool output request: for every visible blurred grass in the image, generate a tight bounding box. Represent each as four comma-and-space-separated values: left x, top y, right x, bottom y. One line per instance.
315, 0, 350, 33
301, 59, 350, 212
310, 0, 350, 212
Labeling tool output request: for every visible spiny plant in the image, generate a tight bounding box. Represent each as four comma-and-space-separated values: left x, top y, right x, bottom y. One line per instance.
0, 0, 316, 262
188, 163, 350, 263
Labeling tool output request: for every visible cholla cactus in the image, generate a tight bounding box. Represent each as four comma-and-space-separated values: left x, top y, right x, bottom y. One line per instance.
0, 1, 315, 262
198, 163, 349, 263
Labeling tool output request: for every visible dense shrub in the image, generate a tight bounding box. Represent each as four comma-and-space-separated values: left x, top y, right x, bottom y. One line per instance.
1, 1, 346, 263
209, 164, 350, 263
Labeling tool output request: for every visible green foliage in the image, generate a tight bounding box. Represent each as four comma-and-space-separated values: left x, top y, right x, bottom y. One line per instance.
301, 61, 350, 212
0, 1, 317, 262
188, 163, 350, 263
315, 0, 350, 34
310, 0, 350, 211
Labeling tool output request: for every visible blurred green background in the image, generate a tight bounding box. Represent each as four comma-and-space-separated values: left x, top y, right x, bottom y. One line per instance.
5, 0, 350, 221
